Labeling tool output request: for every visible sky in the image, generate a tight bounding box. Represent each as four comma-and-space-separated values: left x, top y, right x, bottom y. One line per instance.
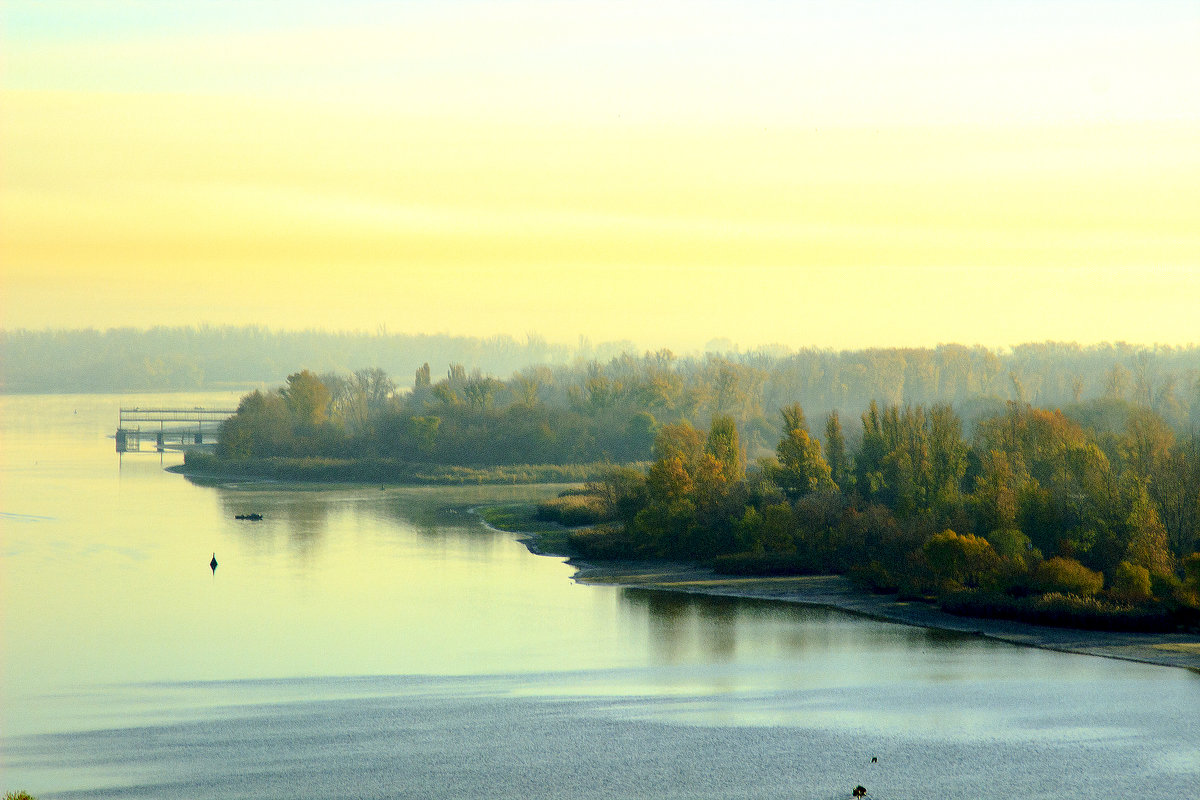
3, 1, 1198, 351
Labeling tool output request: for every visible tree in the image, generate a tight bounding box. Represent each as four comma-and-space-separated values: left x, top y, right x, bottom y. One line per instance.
282, 370, 330, 428
1124, 482, 1175, 578
625, 411, 658, 460
1112, 561, 1152, 603
1032, 557, 1104, 597
971, 449, 1019, 536
356, 367, 395, 410
774, 404, 834, 499
222, 389, 294, 457
1146, 434, 1199, 559
923, 530, 1002, 589
705, 415, 744, 483
926, 403, 967, 516
463, 376, 501, 411
985, 527, 1035, 562
856, 400, 887, 500
1122, 407, 1174, 484
824, 411, 852, 492
513, 368, 547, 407
646, 423, 703, 505
1104, 363, 1130, 401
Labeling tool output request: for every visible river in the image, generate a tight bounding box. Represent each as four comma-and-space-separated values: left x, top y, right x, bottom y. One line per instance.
2, 392, 1197, 799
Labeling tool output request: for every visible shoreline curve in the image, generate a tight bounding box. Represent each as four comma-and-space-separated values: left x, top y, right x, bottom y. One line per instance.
476, 510, 1200, 674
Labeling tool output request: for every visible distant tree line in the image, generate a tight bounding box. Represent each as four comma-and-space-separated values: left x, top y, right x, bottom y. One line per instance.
213, 343, 1200, 463
0, 326, 620, 394
5, 330, 1200, 436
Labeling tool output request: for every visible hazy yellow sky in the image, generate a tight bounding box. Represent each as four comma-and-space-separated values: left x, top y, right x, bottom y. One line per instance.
3, 1, 1198, 350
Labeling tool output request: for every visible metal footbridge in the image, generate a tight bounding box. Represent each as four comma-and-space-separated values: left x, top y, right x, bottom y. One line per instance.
115, 407, 236, 453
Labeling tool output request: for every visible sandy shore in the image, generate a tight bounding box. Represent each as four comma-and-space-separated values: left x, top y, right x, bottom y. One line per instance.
499, 522, 1200, 673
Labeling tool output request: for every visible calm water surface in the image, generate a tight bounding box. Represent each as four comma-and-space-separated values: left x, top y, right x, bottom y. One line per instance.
2, 393, 1198, 799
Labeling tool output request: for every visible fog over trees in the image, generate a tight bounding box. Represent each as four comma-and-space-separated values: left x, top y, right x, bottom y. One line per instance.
4, 329, 1200, 435
0, 327, 628, 394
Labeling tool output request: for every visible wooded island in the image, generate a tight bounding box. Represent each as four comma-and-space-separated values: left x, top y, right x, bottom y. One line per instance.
184, 344, 1200, 633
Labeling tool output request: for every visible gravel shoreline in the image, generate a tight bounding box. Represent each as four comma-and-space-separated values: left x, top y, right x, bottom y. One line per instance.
580, 561, 1200, 672
463, 499, 1200, 673
497, 521, 1200, 674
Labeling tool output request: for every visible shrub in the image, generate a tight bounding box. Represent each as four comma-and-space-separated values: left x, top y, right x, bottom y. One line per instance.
985, 528, 1035, 561
940, 589, 1174, 632
923, 530, 1003, 588
567, 524, 640, 560
535, 492, 611, 526
1111, 561, 1152, 603
1032, 557, 1103, 597
848, 560, 899, 593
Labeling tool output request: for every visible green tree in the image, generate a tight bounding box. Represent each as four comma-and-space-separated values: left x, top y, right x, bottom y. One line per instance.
971, 449, 1019, 537
625, 411, 658, 460
1032, 557, 1104, 597
855, 400, 887, 500
1124, 482, 1175, 578
923, 530, 1003, 589
1185, 552, 1200, 588
219, 389, 292, 458
1149, 436, 1200, 559
1122, 407, 1174, 484
1112, 561, 1152, 603
926, 403, 967, 516
824, 411, 852, 492
774, 404, 834, 499
985, 527, 1035, 563
705, 415, 744, 483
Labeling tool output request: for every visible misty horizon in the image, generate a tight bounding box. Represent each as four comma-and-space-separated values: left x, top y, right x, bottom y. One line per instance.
4, 323, 1199, 359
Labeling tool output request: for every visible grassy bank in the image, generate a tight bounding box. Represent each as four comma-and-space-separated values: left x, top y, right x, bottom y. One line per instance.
475, 502, 577, 556
174, 451, 617, 486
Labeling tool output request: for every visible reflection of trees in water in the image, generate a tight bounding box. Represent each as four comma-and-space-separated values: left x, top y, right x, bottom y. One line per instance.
216, 489, 329, 557
211, 487, 515, 563
621, 589, 740, 663
277, 496, 329, 556
621, 589, 973, 665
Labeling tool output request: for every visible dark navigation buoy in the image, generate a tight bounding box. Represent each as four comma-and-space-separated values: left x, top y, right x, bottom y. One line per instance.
210, 553, 218, 573
852, 787, 867, 798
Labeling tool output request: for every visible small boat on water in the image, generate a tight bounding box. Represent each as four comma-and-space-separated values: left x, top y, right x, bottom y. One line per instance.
234, 513, 264, 521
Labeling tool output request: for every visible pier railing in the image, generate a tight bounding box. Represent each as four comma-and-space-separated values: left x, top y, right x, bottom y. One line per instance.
116, 407, 237, 453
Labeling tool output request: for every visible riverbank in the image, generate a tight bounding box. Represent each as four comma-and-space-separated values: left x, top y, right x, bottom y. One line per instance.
476, 507, 1200, 673
171, 452, 619, 486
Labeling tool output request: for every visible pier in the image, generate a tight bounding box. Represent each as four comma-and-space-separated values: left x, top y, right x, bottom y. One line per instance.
115, 407, 236, 453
